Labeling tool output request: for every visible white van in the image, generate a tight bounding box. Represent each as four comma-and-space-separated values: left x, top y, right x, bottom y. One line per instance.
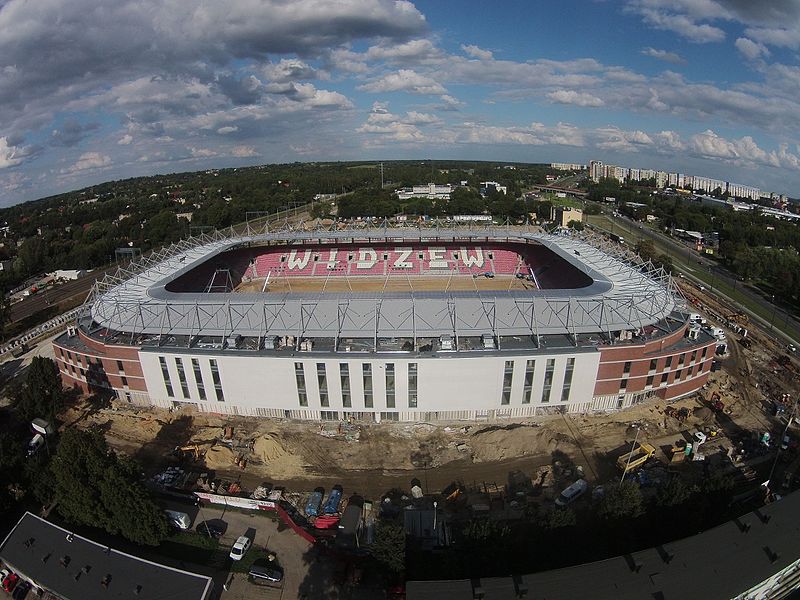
555, 479, 588, 506
164, 510, 191, 530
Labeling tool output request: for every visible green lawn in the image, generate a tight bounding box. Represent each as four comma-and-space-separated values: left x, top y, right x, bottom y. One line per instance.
156, 530, 225, 566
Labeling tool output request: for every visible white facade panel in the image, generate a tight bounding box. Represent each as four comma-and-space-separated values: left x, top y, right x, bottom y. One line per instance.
139, 349, 600, 422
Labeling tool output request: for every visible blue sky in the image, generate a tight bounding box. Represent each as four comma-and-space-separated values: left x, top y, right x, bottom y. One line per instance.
1, 0, 800, 205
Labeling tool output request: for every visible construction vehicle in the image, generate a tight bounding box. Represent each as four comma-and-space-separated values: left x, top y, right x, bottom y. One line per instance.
708, 392, 725, 412
664, 406, 692, 423
616, 442, 657, 474
727, 311, 749, 324
174, 444, 205, 461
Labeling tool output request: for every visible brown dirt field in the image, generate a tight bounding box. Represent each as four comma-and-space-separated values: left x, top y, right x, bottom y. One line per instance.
236, 274, 537, 294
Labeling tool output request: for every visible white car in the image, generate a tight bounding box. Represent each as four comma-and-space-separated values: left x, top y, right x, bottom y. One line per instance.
229, 536, 252, 561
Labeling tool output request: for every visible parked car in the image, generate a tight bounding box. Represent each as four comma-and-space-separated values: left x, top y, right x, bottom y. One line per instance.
230, 536, 252, 561
1, 570, 19, 593
12, 580, 31, 599
195, 520, 225, 538
248, 560, 283, 585
323, 485, 343, 515
555, 479, 588, 507
164, 510, 191, 530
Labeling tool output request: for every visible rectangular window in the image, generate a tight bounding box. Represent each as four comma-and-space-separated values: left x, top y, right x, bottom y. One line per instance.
176, 358, 190, 397
117, 360, 125, 373
649, 359, 657, 372
660, 372, 668, 385
159, 356, 174, 397
561, 358, 575, 402
317, 363, 329, 407
294, 362, 307, 407
121, 376, 128, 387
675, 369, 682, 381
665, 356, 673, 369
541, 359, 555, 403
67, 351, 73, 362
501, 361, 514, 405
646, 375, 654, 388
380, 412, 399, 421
620, 378, 628, 392
691, 350, 697, 364
210, 359, 224, 402
385, 363, 395, 409
340, 364, 351, 408
702, 347, 708, 360
321, 410, 338, 421
623, 361, 632, 375
408, 363, 418, 408
191, 358, 206, 401
363, 364, 373, 408
522, 360, 535, 404
678, 353, 685, 367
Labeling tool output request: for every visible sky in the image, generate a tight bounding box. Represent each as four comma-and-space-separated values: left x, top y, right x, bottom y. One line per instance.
2, 0, 800, 206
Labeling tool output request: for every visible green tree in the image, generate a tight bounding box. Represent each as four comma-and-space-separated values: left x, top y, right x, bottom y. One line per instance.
51, 428, 168, 546
14, 357, 64, 422
635, 239, 656, 263
597, 480, 643, 520
539, 506, 576, 529
567, 220, 584, 231
655, 477, 693, 508
371, 521, 406, 574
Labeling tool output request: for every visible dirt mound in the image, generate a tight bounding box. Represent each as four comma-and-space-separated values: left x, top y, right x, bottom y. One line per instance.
692, 407, 714, 424
204, 445, 235, 469
469, 424, 571, 462
254, 434, 287, 462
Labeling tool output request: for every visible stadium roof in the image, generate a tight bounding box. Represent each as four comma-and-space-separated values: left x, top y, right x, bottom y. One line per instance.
85, 226, 681, 343
0, 512, 214, 600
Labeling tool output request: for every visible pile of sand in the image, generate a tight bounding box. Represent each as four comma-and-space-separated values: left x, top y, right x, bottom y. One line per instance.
254, 434, 287, 462
469, 424, 573, 463
204, 445, 235, 469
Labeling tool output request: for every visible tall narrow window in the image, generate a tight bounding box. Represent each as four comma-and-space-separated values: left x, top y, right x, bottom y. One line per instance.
649, 359, 657, 372
501, 360, 514, 405
117, 360, 125, 373
192, 358, 206, 400
541, 359, 555, 403
363, 364, 373, 408
665, 356, 673, 369
385, 363, 395, 408
623, 361, 632, 375
523, 360, 535, 404
159, 356, 174, 398
408, 363, 418, 408
317, 363, 329, 407
176, 358, 190, 398
210, 359, 224, 402
340, 364, 351, 408
561, 358, 575, 402
294, 362, 307, 407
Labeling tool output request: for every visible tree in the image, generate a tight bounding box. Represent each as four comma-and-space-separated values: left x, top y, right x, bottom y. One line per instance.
14, 357, 64, 422
635, 239, 656, 263
597, 480, 643, 521
655, 477, 693, 508
539, 506, 576, 529
51, 428, 168, 546
371, 521, 406, 574
567, 220, 584, 231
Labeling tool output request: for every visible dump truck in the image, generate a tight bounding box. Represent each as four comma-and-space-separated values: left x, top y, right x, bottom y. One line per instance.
616, 442, 657, 474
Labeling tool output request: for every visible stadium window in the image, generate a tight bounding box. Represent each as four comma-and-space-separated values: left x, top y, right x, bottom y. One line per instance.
452, 252, 458, 260
561, 358, 575, 402
321, 410, 338, 421
117, 360, 125, 373
210, 359, 224, 402
660, 372, 668, 385
418, 252, 424, 260
67, 351, 73, 362
313, 254, 319, 262
676, 369, 682, 381
501, 360, 514, 405
488, 252, 494, 259
619, 378, 628, 392
294, 362, 307, 407
678, 353, 685, 367
363, 364, 373, 408
408, 363, 418, 409
176, 358, 190, 397
702, 347, 708, 360
541, 359, 555, 403
380, 412, 399, 421
159, 356, 174, 398
691, 350, 697, 364
649, 359, 657, 372
383, 253, 389, 261
522, 360, 535, 404
385, 363, 395, 408
623, 361, 632, 375
340, 364, 351, 408
317, 363, 329, 407
121, 376, 128, 387
192, 358, 207, 401
646, 375, 654, 388
665, 356, 673, 369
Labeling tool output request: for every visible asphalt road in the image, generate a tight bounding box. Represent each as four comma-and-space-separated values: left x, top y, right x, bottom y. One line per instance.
602, 213, 799, 346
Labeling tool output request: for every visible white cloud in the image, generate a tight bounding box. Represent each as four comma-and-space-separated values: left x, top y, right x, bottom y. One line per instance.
217, 126, 238, 135
261, 59, 319, 83
0, 137, 25, 169
547, 90, 604, 107
461, 44, 493, 60
366, 39, 442, 63
117, 134, 133, 145
60, 152, 111, 174
231, 145, 258, 157
624, 1, 726, 42
640, 47, 686, 64
358, 69, 447, 95
735, 37, 770, 59
189, 147, 217, 158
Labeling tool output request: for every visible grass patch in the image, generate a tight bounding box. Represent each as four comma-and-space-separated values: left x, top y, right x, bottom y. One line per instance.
230, 544, 275, 573
156, 531, 222, 565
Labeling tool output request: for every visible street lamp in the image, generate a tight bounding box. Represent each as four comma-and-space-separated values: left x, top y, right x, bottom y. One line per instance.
769, 295, 778, 332
433, 501, 438, 531
619, 425, 640, 488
